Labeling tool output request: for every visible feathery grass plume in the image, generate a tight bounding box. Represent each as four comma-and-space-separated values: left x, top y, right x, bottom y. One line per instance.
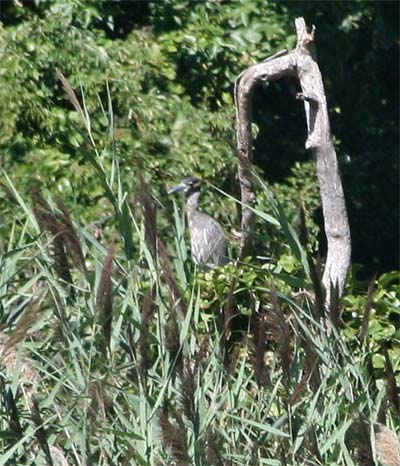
0, 289, 45, 358
31, 188, 75, 299
138, 176, 157, 261
267, 288, 292, 383
250, 307, 268, 386
33, 191, 85, 273
56, 68, 90, 133
289, 371, 310, 406
195, 333, 210, 369
255, 312, 268, 386
179, 362, 196, 423
49, 234, 74, 296
375, 423, 400, 466
96, 243, 115, 353
0, 291, 44, 402
302, 337, 321, 391
165, 308, 182, 373
358, 275, 377, 341
30, 397, 54, 466
139, 285, 156, 376
383, 345, 400, 414
55, 198, 87, 273
159, 403, 191, 466
157, 237, 187, 316
48, 286, 70, 337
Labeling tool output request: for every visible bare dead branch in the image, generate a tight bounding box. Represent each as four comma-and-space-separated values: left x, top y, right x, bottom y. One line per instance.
234, 51, 295, 258
234, 17, 351, 306
294, 18, 351, 304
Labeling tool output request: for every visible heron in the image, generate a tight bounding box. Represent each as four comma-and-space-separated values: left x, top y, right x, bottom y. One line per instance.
168, 177, 228, 269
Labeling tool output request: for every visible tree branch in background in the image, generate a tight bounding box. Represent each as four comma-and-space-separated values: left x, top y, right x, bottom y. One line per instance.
235, 17, 351, 307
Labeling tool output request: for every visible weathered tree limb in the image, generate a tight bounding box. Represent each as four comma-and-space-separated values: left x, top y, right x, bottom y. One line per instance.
235, 52, 296, 258
235, 17, 351, 305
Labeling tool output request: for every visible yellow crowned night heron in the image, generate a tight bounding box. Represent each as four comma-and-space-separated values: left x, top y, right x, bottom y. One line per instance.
168, 177, 228, 269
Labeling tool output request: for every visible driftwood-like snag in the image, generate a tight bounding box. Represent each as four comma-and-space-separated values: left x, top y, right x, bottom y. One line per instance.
235, 17, 351, 305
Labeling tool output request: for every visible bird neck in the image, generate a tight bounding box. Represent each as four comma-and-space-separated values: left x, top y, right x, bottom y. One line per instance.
186, 191, 201, 219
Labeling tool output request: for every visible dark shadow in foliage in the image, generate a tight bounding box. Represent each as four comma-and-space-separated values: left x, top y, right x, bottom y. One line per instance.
299, 204, 325, 321
253, 78, 305, 183
347, 419, 374, 466
98, 1, 151, 39
256, 2, 399, 278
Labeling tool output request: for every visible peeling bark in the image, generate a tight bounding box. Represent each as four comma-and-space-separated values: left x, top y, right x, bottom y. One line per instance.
235, 17, 351, 305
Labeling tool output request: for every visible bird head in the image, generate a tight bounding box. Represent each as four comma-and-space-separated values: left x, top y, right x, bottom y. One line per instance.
168, 177, 202, 195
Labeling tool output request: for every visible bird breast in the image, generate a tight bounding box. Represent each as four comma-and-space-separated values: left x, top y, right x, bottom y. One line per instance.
188, 211, 227, 268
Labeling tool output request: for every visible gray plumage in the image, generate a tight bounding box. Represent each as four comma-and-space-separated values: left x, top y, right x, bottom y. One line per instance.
168, 177, 228, 269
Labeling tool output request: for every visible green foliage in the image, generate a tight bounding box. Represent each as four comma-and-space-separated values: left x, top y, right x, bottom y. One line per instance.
343, 272, 400, 383
1, 0, 397, 275
1, 89, 399, 463
0, 0, 237, 225
1, 150, 398, 463
0, 1, 399, 464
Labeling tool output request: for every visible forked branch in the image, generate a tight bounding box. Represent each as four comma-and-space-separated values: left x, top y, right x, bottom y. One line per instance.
235, 17, 351, 306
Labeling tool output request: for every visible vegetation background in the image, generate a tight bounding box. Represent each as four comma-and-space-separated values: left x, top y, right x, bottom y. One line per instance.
0, 1, 398, 465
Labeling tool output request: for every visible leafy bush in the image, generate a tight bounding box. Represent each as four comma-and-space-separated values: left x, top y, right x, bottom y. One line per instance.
0, 2, 399, 464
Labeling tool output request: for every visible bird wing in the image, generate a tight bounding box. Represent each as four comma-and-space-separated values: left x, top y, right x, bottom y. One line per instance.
190, 213, 227, 267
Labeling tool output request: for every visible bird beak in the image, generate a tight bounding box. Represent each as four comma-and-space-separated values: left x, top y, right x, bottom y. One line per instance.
168, 182, 187, 195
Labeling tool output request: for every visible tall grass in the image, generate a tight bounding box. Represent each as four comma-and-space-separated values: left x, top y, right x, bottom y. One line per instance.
0, 80, 398, 466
